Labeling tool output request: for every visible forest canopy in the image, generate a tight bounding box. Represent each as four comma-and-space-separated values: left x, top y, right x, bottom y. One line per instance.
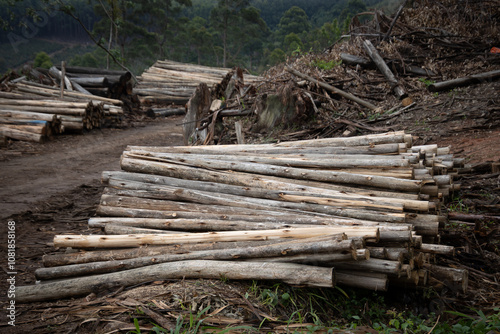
0, 0, 403, 75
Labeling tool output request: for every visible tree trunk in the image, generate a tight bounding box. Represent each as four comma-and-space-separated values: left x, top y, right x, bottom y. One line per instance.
362, 40, 408, 100
36, 238, 354, 280
17, 260, 335, 302
53, 227, 379, 248
428, 70, 500, 92
43, 234, 346, 267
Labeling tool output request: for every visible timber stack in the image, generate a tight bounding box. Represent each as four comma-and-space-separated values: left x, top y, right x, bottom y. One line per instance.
0, 69, 124, 142
16, 130, 468, 303
136, 59, 262, 106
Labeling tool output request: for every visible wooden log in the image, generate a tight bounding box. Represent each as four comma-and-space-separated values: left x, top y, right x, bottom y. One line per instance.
340, 53, 372, 67
429, 70, 500, 92
336, 270, 388, 291
54, 227, 379, 248
43, 234, 346, 267
97, 218, 317, 232
37, 238, 354, 280
93, 208, 381, 229
423, 264, 468, 293
15, 82, 122, 105
419, 244, 454, 255
70, 76, 109, 87
0, 127, 44, 142
285, 66, 377, 110
121, 154, 422, 193
127, 150, 411, 169
128, 142, 407, 156
106, 177, 407, 215
0, 99, 90, 108
248, 250, 366, 264
49, 65, 73, 92
70, 80, 93, 95
333, 258, 401, 274
0, 122, 47, 135
104, 224, 185, 234
100, 191, 406, 223
0, 104, 87, 115
103, 170, 426, 206
99, 193, 324, 218
362, 40, 408, 100
390, 270, 420, 287
17, 260, 335, 302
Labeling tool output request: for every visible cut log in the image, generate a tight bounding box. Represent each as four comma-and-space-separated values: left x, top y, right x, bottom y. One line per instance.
428, 70, 500, 92
121, 154, 422, 193
53, 227, 379, 248
362, 40, 408, 100
97, 217, 317, 232
36, 238, 354, 280
0, 127, 44, 142
43, 234, 346, 267
336, 270, 388, 291
333, 258, 402, 274
423, 264, 468, 293
17, 260, 335, 302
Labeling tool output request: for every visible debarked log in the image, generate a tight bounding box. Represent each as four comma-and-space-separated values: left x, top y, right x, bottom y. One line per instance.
102, 171, 429, 211
333, 258, 402, 274
120, 154, 422, 193
43, 234, 347, 267
53, 227, 378, 248
336, 270, 388, 291
428, 70, 500, 92
17, 260, 335, 302
99, 192, 407, 223
362, 40, 408, 100
36, 238, 354, 280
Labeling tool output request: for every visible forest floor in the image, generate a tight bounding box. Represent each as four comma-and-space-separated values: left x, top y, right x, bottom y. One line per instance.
0, 80, 499, 333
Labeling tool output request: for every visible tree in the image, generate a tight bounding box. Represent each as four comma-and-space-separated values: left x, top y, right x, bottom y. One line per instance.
184, 16, 213, 64
283, 32, 303, 54
268, 48, 286, 66
210, 0, 268, 68
34, 51, 53, 68
276, 6, 311, 38
339, 0, 367, 22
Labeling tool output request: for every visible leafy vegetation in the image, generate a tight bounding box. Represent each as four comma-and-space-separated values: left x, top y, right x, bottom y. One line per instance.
1, 0, 400, 75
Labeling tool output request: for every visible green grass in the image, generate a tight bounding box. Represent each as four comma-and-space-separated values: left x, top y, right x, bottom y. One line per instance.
123, 280, 500, 333
311, 59, 342, 70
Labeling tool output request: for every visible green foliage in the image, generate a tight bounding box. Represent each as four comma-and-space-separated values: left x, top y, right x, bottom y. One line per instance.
445, 308, 500, 334
33, 51, 52, 68
277, 6, 311, 36
311, 59, 342, 70
418, 77, 436, 87
1, 0, 402, 75
448, 196, 471, 213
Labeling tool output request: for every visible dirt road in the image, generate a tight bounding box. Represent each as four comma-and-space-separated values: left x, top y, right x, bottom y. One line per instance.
0, 117, 184, 220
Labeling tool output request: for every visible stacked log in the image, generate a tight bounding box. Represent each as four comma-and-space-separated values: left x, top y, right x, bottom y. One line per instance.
55, 65, 127, 96
16, 131, 468, 302
136, 59, 261, 105
0, 79, 124, 141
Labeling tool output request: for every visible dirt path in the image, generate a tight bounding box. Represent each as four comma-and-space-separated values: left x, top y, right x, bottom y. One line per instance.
0, 117, 184, 220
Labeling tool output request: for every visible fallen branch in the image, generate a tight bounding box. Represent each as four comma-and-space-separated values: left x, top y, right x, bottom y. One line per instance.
285, 66, 377, 110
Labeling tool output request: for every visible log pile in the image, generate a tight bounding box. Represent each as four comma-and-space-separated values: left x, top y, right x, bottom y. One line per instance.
16, 130, 469, 302
0, 77, 124, 142
136, 59, 262, 106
